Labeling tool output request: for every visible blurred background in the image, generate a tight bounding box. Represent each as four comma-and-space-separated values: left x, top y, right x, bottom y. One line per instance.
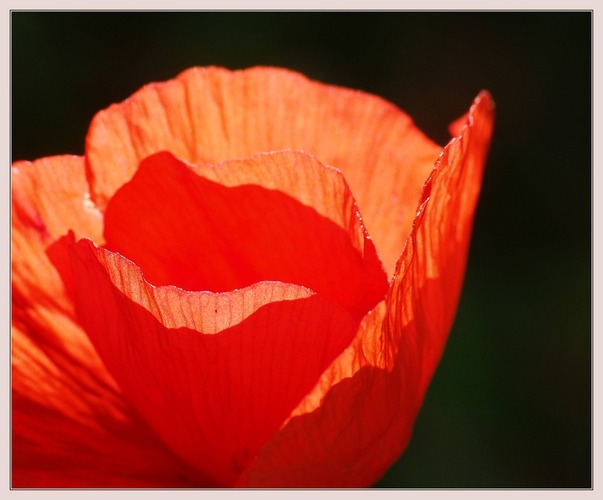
11, 11, 591, 488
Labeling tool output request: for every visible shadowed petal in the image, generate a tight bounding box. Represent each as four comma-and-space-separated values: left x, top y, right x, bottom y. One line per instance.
103, 149, 388, 319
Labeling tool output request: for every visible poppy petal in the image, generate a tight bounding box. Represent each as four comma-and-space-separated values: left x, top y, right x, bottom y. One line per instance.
11, 156, 198, 486
50, 231, 366, 486
395, 90, 495, 399
102, 149, 388, 319
237, 91, 495, 487
85, 66, 442, 274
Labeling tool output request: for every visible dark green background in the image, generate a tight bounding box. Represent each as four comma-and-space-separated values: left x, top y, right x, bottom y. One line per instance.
11, 11, 591, 488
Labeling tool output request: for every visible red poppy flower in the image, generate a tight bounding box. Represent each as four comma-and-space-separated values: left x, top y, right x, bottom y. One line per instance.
11, 66, 494, 488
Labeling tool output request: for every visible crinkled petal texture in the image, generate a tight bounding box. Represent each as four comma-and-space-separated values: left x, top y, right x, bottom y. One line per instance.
85, 66, 442, 275
11, 64, 494, 488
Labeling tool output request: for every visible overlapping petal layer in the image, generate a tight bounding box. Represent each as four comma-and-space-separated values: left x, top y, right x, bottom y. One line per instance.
86, 66, 442, 275
49, 150, 389, 486
102, 149, 388, 318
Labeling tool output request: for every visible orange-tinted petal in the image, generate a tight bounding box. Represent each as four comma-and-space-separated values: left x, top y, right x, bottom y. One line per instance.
50, 234, 362, 486
393, 91, 495, 399
85, 66, 442, 274
103, 149, 388, 319
12, 155, 103, 314
11, 155, 109, 411
238, 91, 495, 487
11, 156, 199, 486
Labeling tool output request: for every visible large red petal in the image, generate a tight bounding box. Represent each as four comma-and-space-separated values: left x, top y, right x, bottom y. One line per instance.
11, 156, 197, 486
50, 235, 362, 486
238, 91, 495, 487
103, 149, 387, 319
85, 66, 442, 274
49, 148, 389, 485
